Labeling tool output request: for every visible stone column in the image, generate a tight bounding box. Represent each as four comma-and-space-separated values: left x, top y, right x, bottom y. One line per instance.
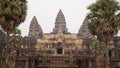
96, 56, 104, 68
0, 59, 1, 68
112, 50, 115, 57
32, 60, 35, 68
89, 60, 92, 68
63, 48, 64, 54
55, 49, 57, 54
81, 59, 85, 68
25, 59, 29, 68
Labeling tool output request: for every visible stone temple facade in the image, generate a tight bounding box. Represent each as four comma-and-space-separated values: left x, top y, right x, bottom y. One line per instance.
0, 9, 120, 68
17, 9, 96, 68
27, 9, 93, 56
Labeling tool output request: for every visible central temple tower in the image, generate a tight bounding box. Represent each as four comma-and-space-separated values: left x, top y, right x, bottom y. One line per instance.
52, 9, 69, 34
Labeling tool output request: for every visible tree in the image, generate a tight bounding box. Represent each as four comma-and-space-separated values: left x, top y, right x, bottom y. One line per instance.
0, 30, 5, 55
2, 28, 23, 68
91, 40, 105, 56
0, 0, 27, 33
116, 42, 120, 56
9, 28, 22, 56
87, 0, 120, 68
9, 28, 22, 48
0, 0, 27, 68
0, 0, 27, 50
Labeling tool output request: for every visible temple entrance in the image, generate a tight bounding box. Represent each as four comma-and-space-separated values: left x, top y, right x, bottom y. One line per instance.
57, 48, 62, 54
109, 50, 112, 57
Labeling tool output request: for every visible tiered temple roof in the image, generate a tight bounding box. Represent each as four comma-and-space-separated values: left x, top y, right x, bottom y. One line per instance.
78, 18, 95, 40
28, 16, 43, 39
52, 9, 69, 34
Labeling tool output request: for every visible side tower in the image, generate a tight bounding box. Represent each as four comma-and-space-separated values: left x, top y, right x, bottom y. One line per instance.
78, 18, 95, 51
29, 16, 43, 39
78, 18, 95, 40
52, 9, 69, 34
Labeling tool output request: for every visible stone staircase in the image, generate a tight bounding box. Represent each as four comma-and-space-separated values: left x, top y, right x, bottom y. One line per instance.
50, 55, 65, 68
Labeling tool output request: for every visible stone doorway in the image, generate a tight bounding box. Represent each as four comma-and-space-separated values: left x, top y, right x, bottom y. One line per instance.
57, 48, 62, 54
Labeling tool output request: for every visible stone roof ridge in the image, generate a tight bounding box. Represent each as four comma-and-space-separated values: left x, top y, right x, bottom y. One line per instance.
57, 9, 64, 16
55, 9, 66, 24
56, 9, 65, 20
30, 16, 39, 26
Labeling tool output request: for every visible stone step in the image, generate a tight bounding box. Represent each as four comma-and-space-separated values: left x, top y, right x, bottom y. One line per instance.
51, 63, 66, 67
50, 58, 65, 61
51, 61, 65, 63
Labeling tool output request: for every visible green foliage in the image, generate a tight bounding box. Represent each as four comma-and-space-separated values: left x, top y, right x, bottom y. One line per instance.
0, 0, 27, 32
87, 1, 120, 67
116, 42, 120, 54
87, 0, 120, 43
91, 40, 105, 55
9, 28, 22, 47
0, 30, 5, 52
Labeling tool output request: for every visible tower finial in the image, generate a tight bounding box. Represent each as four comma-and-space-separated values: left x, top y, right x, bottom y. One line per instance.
57, 9, 64, 17
30, 16, 38, 26
52, 9, 69, 34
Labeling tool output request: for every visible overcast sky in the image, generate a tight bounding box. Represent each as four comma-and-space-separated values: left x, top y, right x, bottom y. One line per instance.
18, 0, 120, 36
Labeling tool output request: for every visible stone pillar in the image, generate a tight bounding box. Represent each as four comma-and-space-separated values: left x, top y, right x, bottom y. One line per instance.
32, 60, 35, 68
89, 60, 92, 68
55, 49, 57, 54
0, 59, 2, 68
63, 48, 64, 54
25, 59, 29, 68
96, 56, 104, 68
112, 50, 115, 57
81, 59, 85, 68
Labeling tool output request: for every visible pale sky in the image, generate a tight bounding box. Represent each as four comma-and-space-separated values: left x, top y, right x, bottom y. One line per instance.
18, 0, 120, 36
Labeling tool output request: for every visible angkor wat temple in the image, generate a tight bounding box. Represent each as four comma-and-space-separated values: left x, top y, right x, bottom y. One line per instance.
0, 10, 120, 68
